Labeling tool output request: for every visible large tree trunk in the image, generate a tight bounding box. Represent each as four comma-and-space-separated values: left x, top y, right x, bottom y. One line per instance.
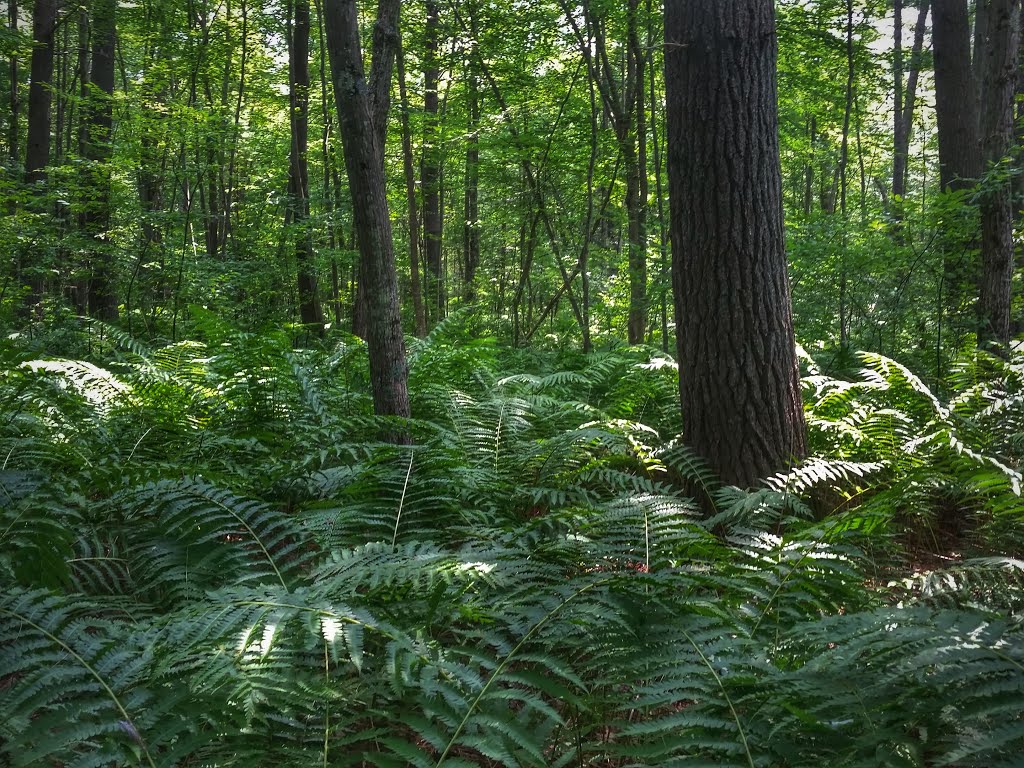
289, 0, 324, 328
81, 0, 117, 321
323, 0, 410, 421
422, 0, 444, 322
977, 0, 1021, 350
665, 0, 807, 489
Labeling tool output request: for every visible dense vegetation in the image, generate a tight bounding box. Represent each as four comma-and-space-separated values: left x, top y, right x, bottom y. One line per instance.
2, 317, 1023, 765
2, 0, 1023, 765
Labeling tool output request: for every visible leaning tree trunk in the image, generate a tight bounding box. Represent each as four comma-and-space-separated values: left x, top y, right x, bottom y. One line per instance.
81, 0, 118, 321
977, 0, 1021, 350
323, 0, 410, 421
289, 0, 324, 328
665, 0, 807, 489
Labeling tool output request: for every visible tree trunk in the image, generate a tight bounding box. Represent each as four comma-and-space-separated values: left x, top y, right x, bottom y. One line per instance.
289, 0, 324, 328
933, 0, 982, 190
560, 0, 647, 345
81, 0, 117, 321
837, 0, 855, 352
665, 0, 807, 489
22, 0, 55, 314
462, 2, 481, 304
893, 1, 929, 204
397, 34, 427, 337
422, 0, 444, 322
7, 0, 18, 173
625, 0, 647, 345
978, 0, 1021, 350
323, 0, 410, 421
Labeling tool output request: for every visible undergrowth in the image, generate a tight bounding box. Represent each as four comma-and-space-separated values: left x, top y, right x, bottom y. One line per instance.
1, 315, 1022, 767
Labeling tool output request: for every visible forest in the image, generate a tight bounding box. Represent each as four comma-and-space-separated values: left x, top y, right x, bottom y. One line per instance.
1, 0, 1023, 765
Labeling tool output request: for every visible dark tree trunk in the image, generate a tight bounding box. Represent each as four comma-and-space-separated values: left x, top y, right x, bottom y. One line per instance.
7, 0, 18, 172
422, 0, 444, 322
977, 0, 1021, 350
933, 0, 982, 190
665, 0, 807, 488
837, 0, 855, 351
625, 0, 647, 345
81, 0, 117, 321
22, 0, 55, 313
397, 34, 427, 337
323, 0, 410, 421
25, 0, 53, 185
462, 2, 481, 304
933, 0, 984, 366
289, 0, 324, 328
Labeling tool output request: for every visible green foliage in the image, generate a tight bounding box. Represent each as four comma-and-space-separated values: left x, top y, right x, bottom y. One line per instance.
2, 323, 1022, 766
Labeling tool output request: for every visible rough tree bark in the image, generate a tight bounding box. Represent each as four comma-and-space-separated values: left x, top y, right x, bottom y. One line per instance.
665, 0, 807, 488
323, 0, 410, 421
977, 0, 1021, 350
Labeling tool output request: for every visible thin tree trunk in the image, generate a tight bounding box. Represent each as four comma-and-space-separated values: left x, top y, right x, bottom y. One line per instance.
79, 0, 117, 320
323, 0, 410, 421
314, 0, 343, 328
397, 34, 427, 337
422, 0, 443, 322
289, 0, 324, 328
837, 0, 855, 351
22, 0, 55, 314
626, 0, 647, 345
560, 0, 647, 345
648, 0, 668, 352
462, 1, 481, 304
803, 115, 816, 216
8, 0, 19, 174
224, 0, 247, 246
893, 1, 929, 204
